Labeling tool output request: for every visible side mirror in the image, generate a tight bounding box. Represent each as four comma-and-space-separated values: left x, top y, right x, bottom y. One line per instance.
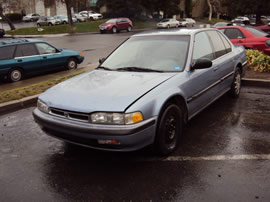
99, 57, 105, 65
191, 58, 212, 70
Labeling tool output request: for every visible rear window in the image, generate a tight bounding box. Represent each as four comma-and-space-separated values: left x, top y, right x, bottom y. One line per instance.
245, 27, 268, 37
0, 46, 16, 60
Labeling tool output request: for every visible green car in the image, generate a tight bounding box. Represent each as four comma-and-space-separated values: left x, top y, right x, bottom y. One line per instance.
0, 39, 84, 82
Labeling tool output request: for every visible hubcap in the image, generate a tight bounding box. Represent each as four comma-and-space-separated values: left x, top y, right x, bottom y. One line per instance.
11, 70, 21, 81
69, 61, 76, 69
113, 28, 116, 33
234, 73, 241, 94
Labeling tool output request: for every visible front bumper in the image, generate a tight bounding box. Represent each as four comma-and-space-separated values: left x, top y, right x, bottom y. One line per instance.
33, 108, 157, 152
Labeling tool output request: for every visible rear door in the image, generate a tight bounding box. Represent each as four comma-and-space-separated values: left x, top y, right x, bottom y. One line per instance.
117, 18, 127, 30
14, 43, 42, 75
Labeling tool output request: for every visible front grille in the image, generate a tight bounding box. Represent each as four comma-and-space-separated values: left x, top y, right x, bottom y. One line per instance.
49, 108, 90, 122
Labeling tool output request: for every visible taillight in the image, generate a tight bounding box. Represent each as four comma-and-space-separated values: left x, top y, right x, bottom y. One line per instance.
266, 40, 270, 47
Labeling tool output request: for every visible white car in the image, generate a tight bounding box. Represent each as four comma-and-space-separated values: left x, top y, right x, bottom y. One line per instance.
179, 18, 196, 27
79, 11, 103, 20
74, 13, 88, 22
232, 16, 250, 22
157, 18, 180, 29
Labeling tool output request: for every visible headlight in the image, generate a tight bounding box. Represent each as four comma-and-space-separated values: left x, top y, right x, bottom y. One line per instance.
90, 112, 143, 125
37, 99, 49, 113
266, 40, 270, 47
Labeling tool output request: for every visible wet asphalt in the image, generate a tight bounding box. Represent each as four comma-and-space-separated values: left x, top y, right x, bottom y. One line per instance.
1, 86, 270, 201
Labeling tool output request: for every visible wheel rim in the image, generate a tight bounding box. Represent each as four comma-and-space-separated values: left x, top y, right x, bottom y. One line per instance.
162, 108, 180, 150
68, 60, 76, 69
128, 26, 131, 31
11, 70, 21, 81
234, 73, 241, 95
167, 25, 170, 29
113, 27, 117, 33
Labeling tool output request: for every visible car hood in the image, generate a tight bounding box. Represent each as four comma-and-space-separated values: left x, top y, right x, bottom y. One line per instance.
39, 70, 176, 113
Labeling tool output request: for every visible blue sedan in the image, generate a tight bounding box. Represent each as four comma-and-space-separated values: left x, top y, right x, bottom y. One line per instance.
33, 28, 247, 155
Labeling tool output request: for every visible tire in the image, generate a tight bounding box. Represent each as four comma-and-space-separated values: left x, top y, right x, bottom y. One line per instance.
112, 26, 117, 34
167, 24, 170, 29
37, 23, 41, 27
64, 21, 68, 24
48, 23, 53, 26
90, 17, 94, 21
66, 58, 78, 70
229, 68, 241, 98
8, 68, 23, 82
127, 25, 132, 32
154, 104, 183, 155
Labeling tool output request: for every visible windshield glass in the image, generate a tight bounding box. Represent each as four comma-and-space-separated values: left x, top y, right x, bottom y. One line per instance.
101, 35, 190, 72
106, 19, 117, 23
246, 27, 268, 36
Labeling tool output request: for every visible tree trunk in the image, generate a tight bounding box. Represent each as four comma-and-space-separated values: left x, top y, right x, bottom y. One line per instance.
64, 0, 74, 30
207, 0, 212, 21
0, 5, 16, 30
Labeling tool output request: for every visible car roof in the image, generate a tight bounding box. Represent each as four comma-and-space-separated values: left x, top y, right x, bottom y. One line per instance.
133, 28, 217, 37
0, 38, 44, 47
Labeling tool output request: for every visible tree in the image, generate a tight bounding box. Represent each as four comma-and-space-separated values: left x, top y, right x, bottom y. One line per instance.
0, 0, 20, 30
222, 0, 270, 24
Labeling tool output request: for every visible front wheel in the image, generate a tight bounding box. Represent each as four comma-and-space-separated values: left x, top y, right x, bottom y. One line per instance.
127, 25, 132, 32
229, 68, 241, 98
154, 104, 183, 155
48, 23, 53, 26
112, 26, 118, 34
66, 58, 78, 70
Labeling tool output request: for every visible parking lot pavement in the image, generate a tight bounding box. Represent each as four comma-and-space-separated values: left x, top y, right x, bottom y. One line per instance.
0, 86, 270, 201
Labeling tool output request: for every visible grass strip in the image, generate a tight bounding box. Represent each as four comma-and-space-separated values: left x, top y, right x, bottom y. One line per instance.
6, 19, 156, 35
0, 71, 84, 104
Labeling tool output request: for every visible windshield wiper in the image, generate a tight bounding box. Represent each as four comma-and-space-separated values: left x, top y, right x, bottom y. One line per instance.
96, 66, 113, 71
115, 67, 163, 72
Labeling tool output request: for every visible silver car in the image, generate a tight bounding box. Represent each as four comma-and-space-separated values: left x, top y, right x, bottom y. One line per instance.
33, 28, 247, 155
37, 16, 61, 26
157, 18, 180, 29
22, 13, 40, 22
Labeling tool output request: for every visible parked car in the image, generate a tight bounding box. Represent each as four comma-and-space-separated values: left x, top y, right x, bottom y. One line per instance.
179, 18, 196, 27
253, 24, 270, 34
0, 28, 5, 38
79, 10, 103, 20
213, 22, 232, 28
156, 18, 180, 29
232, 16, 250, 24
218, 26, 270, 55
55, 15, 77, 24
33, 28, 247, 155
37, 16, 61, 26
74, 13, 88, 22
0, 39, 84, 82
22, 13, 40, 22
99, 18, 133, 33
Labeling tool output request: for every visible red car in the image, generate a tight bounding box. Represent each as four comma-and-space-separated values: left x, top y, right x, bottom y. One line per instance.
0, 28, 5, 38
218, 26, 270, 55
254, 24, 270, 34
99, 18, 133, 34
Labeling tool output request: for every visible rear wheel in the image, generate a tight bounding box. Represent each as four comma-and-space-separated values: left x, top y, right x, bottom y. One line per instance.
229, 68, 241, 98
8, 68, 23, 82
48, 23, 53, 26
154, 104, 183, 155
167, 24, 170, 29
66, 58, 78, 70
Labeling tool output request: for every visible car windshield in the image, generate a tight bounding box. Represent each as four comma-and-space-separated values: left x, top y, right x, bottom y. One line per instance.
101, 35, 190, 72
106, 19, 117, 23
245, 27, 268, 36
47, 17, 55, 20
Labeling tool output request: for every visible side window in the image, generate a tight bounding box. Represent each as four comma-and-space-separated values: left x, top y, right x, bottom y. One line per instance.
192, 32, 214, 61
15, 44, 38, 57
207, 31, 227, 58
224, 28, 245, 39
36, 43, 57, 54
218, 32, 232, 53
0, 46, 16, 60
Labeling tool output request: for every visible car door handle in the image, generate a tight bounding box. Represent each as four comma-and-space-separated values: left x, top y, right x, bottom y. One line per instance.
17, 59, 22, 62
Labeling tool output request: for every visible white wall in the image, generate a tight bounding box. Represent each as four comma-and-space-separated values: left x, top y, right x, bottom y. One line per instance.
56, 1, 67, 16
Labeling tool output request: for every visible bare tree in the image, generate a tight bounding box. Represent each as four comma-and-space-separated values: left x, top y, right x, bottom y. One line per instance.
207, 0, 213, 21
0, 1, 20, 30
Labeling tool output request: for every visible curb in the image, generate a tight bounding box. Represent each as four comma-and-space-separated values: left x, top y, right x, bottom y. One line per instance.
0, 78, 269, 116
242, 78, 270, 88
